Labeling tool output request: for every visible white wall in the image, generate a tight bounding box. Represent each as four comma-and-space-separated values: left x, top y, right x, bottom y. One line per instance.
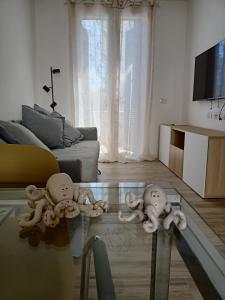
184, 0, 225, 130
0, 0, 35, 121
34, 0, 73, 121
150, 0, 187, 157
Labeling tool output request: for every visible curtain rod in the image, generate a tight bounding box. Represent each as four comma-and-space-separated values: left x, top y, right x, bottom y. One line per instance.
68, 0, 159, 7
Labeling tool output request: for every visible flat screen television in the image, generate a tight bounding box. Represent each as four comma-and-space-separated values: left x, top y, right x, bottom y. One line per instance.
193, 39, 225, 101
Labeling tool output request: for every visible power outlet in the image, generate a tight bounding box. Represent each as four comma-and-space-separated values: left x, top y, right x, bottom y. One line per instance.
213, 111, 225, 120
213, 112, 219, 119
207, 111, 225, 120
219, 113, 225, 120
159, 98, 167, 104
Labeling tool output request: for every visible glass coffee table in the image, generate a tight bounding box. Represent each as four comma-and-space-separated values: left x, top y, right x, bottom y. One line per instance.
0, 182, 225, 300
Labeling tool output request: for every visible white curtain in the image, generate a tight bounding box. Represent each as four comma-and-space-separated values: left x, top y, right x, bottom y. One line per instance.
70, 4, 155, 162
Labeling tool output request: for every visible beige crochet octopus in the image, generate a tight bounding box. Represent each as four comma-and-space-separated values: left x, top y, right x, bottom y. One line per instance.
118, 184, 187, 233
18, 173, 108, 228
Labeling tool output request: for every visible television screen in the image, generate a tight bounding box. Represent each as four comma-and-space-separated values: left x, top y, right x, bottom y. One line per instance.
193, 39, 225, 101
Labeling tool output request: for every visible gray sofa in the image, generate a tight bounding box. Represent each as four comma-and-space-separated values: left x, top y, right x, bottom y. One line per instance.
53, 127, 99, 182
0, 119, 100, 183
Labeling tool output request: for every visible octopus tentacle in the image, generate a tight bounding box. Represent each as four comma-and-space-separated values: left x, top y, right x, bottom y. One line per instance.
142, 214, 159, 233
164, 202, 171, 213
54, 201, 65, 219
163, 210, 187, 230
18, 198, 47, 227
95, 200, 109, 212
80, 204, 103, 217
173, 210, 187, 230
118, 210, 145, 222
43, 208, 60, 228
125, 192, 143, 209
77, 189, 97, 205
85, 189, 97, 204
54, 200, 80, 219
64, 203, 80, 219
73, 183, 80, 201
18, 212, 34, 225
25, 185, 46, 208
145, 205, 158, 218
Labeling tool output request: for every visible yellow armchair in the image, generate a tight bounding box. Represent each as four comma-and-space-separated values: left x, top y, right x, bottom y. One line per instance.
0, 145, 60, 187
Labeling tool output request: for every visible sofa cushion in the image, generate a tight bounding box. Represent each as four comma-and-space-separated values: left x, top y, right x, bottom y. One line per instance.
34, 104, 83, 147
0, 121, 49, 150
52, 140, 99, 182
22, 105, 64, 149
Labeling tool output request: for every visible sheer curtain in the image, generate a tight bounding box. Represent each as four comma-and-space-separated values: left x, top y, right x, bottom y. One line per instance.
70, 3, 155, 162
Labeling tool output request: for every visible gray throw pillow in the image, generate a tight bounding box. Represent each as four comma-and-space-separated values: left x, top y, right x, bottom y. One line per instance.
34, 104, 50, 115
0, 138, 6, 144
0, 121, 49, 150
51, 111, 84, 147
34, 104, 83, 147
63, 123, 84, 147
22, 105, 65, 149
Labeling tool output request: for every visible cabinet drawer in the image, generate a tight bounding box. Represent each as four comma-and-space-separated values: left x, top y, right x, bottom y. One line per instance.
169, 145, 183, 178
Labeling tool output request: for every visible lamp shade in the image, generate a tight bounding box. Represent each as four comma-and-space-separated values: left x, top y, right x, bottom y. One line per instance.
43, 85, 50, 93
52, 68, 60, 74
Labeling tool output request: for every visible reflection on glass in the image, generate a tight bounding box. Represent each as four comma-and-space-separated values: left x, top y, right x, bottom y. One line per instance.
19, 220, 70, 247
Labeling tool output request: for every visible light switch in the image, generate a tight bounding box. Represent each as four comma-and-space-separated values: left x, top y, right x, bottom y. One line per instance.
160, 98, 167, 104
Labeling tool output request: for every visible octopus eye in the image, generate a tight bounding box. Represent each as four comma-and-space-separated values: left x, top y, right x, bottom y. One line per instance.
152, 194, 156, 197
157, 194, 159, 197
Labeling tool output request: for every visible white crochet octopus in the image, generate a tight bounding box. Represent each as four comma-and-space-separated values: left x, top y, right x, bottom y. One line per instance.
18, 173, 108, 228
118, 184, 187, 233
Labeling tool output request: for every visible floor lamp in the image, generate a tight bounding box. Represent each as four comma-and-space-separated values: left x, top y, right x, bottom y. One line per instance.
43, 66, 60, 111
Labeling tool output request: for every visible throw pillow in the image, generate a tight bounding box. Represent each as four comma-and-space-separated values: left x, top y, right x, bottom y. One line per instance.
0, 138, 6, 144
34, 104, 50, 115
22, 105, 65, 149
34, 104, 83, 147
0, 121, 49, 150
51, 111, 84, 147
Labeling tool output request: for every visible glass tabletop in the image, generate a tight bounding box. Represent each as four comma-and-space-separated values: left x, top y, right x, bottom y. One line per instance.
0, 182, 225, 300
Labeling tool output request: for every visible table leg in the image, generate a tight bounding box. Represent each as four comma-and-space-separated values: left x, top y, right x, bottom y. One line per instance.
150, 227, 172, 300
67, 215, 90, 257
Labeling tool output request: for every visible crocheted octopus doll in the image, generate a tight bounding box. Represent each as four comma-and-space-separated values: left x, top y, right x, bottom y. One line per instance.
18, 173, 108, 228
118, 184, 187, 233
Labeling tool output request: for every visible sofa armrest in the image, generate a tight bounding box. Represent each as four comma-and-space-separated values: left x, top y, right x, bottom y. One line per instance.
57, 159, 81, 182
78, 127, 98, 141
0, 145, 60, 187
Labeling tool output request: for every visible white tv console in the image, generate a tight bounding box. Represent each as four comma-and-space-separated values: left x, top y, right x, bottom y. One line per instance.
159, 124, 225, 198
